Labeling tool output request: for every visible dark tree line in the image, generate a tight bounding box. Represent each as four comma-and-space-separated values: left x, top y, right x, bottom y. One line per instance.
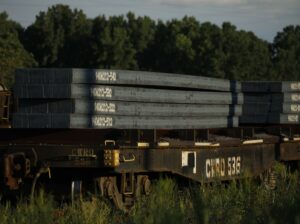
0, 12, 36, 87
0, 4, 300, 88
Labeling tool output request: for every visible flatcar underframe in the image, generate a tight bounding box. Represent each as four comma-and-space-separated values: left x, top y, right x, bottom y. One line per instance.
1, 127, 300, 210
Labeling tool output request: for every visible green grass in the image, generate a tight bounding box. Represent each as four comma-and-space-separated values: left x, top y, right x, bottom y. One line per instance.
0, 163, 299, 224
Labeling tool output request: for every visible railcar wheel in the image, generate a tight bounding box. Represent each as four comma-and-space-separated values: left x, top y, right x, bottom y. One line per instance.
260, 168, 277, 190
96, 174, 151, 211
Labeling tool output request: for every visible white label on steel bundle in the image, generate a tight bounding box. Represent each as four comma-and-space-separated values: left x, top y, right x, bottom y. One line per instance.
92, 116, 113, 127
288, 115, 298, 122
91, 87, 113, 98
290, 82, 300, 90
291, 94, 300, 102
94, 102, 116, 113
95, 71, 117, 81
291, 104, 300, 112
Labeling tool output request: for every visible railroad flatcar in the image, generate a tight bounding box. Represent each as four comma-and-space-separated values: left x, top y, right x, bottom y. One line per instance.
1, 69, 300, 210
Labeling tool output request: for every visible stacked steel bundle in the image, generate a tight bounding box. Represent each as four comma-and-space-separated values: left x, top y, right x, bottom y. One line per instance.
13, 69, 243, 129
240, 81, 300, 124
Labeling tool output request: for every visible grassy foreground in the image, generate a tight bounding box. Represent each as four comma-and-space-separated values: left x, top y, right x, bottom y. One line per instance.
0, 164, 299, 224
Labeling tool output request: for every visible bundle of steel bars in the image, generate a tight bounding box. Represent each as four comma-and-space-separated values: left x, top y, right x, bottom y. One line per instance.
240, 81, 300, 124
13, 69, 243, 129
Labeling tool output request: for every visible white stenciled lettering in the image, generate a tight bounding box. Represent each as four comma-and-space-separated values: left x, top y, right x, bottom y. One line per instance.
290, 104, 300, 112
236, 156, 241, 175
288, 115, 298, 122
90, 88, 112, 98
290, 83, 300, 90
92, 116, 113, 127
211, 159, 215, 177
95, 71, 117, 81
94, 102, 116, 113
72, 148, 95, 157
220, 158, 225, 177
206, 159, 211, 178
291, 94, 300, 102
205, 158, 225, 178
231, 157, 236, 175
215, 158, 220, 177
205, 156, 241, 178
209, 158, 221, 177
228, 157, 232, 176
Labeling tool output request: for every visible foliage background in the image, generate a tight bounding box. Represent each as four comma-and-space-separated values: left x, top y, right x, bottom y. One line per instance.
0, 4, 300, 88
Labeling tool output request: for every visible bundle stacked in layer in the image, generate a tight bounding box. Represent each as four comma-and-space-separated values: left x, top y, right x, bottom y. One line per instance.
240, 82, 300, 124
13, 69, 243, 129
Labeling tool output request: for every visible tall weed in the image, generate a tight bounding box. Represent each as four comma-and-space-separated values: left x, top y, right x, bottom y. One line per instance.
132, 178, 185, 224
